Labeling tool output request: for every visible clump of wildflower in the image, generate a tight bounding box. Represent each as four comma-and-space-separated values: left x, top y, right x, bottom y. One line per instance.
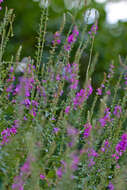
96, 88, 102, 95
1, 120, 19, 145
73, 85, 93, 109
40, 174, 45, 180
101, 140, 110, 152
108, 64, 115, 79
96, 83, 105, 95
108, 182, 114, 190
87, 148, 98, 167
71, 153, 79, 171
56, 161, 67, 178
64, 26, 79, 51
56, 167, 63, 178
67, 127, 78, 147
99, 108, 111, 127
88, 158, 95, 167
83, 123, 92, 138
53, 127, 59, 134
0, 0, 4, 10
52, 31, 61, 45
12, 156, 33, 190
88, 21, 98, 38
88, 148, 98, 158
106, 90, 111, 95
6, 64, 36, 110
65, 106, 70, 114
63, 63, 79, 90
113, 105, 122, 118
112, 133, 127, 160
37, 85, 47, 104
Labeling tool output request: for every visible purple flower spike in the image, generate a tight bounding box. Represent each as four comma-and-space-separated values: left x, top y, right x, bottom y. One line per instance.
88, 21, 98, 38
65, 106, 70, 114
40, 174, 45, 180
108, 182, 114, 190
83, 123, 92, 138
56, 167, 63, 178
64, 26, 79, 51
113, 105, 122, 118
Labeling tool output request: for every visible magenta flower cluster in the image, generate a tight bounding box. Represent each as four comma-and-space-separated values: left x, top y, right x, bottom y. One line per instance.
52, 31, 61, 45
99, 108, 111, 127
6, 64, 38, 118
1, 120, 19, 145
113, 105, 122, 118
112, 134, 127, 160
108, 182, 114, 190
87, 148, 98, 167
12, 157, 33, 190
108, 64, 115, 79
88, 21, 98, 38
83, 123, 92, 138
0, 0, 4, 10
101, 140, 110, 152
71, 153, 79, 171
73, 85, 93, 109
64, 26, 79, 51
96, 84, 105, 95
63, 63, 79, 89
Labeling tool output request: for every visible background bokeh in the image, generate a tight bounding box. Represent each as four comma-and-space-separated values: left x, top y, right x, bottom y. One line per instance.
1, 0, 127, 87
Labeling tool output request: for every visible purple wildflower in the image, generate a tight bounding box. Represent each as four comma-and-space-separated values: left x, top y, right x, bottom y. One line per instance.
63, 63, 79, 90
24, 116, 27, 121
73, 26, 79, 36
71, 154, 79, 171
40, 174, 45, 180
96, 88, 102, 95
0, 0, 4, 10
101, 140, 110, 152
112, 133, 127, 160
88, 158, 95, 167
64, 44, 71, 51
67, 127, 78, 136
106, 90, 111, 95
68, 34, 75, 44
1, 120, 19, 145
73, 85, 93, 109
113, 105, 122, 118
12, 156, 33, 190
83, 123, 92, 138
9, 66, 14, 73
88, 148, 98, 157
52, 31, 61, 45
65, 106, 70, 114
53, 127, 59, 134
56, 167, 63, 178
56, 74, 61, 81
108, 182, 114, 190
99, 108, 111, 127
21, 160, 30, 173
88, 21, 98, 38
64, 26, 79, 51
108, 64, 115, 79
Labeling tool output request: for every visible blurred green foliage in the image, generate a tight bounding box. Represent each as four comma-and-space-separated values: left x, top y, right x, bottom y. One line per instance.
1, 0, 127, 86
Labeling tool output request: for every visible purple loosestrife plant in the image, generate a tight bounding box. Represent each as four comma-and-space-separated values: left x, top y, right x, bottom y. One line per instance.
88, 21, 98, 38
64, 26, 79, 51
112, 134, 127, 160
0, 0, 4, 10
1, 5, 127, 190
73, 84, 93, 109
